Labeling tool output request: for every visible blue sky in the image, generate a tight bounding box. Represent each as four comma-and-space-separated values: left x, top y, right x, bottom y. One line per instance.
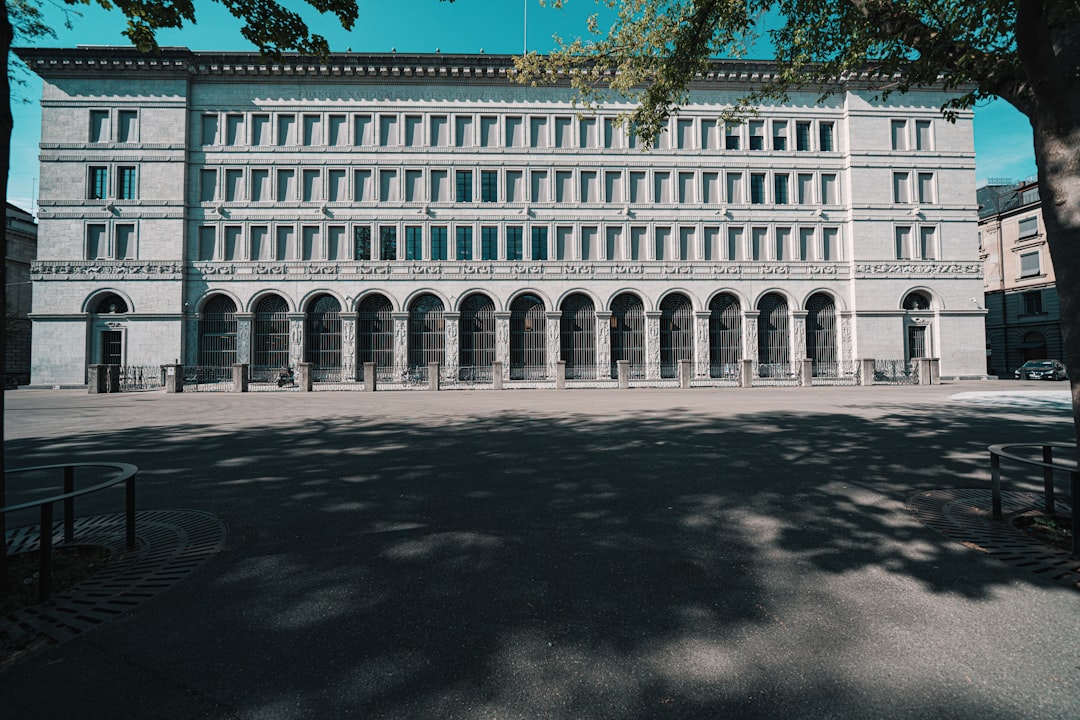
8, 0, 1036, 213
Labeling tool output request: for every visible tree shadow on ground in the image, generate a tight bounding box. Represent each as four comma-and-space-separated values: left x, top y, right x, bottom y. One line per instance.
3, 395, 1077, 719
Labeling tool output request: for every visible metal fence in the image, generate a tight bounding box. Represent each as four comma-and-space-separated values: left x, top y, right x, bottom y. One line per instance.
510, 294, 546, 380
118, 365, 165, 391
560, 294, 596, 380
182, 365, 234, 392
660, 294, 693, 379
872, 359, 920, 385
709, 294, 742, 378
811, 361, 859, 386
753, 361, 800, 387
610, 294, 645, 378
305, 295, 342, 382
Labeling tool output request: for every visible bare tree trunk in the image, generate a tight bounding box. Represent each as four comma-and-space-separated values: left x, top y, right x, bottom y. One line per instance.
1, 0, 13, 592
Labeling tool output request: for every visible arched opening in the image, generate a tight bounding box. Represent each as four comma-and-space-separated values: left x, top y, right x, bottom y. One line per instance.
1022, 331, 1048, 362
560, 293, 596, 380
757, 293, 790, 376
610, 293, 645, 378
708, 294, 742, 378
358, 294, 394, 379
806, 293, 838, 376
90, 293, 129, 367
93, 293, 128, 315
510, 294, 546, 380
408, 294, 445, 373
305, 294, 342, 381
902, 291, 932, 363
253, 295, 290, 378
198, 295, 237, 378
659, 293, 693, 378
459, 293, 495, 381
902, 291, 932, 311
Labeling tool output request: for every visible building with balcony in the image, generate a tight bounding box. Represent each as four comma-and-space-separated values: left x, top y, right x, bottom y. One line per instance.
18, 47, 987, 387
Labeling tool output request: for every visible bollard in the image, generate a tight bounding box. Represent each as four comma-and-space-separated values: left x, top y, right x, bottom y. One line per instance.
492, 362, 504, 390
428, 362, 440, 391
556, 360, 567, 390
741, 359, 754, 388
929, 358, 941, 385
860, 358, 875, 386
231, 363, 249, 392
617, 360, 629, 389
88, 364, 107, 393
678, 359, 692, 388
296, 362, 314, 391
364, 362, 377, 391
163, 364, 184, 393
801, 358, 814, 387
918, 357, 933, 385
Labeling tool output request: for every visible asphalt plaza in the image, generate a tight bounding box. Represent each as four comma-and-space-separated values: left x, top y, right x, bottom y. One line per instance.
2, 382, 1079, 719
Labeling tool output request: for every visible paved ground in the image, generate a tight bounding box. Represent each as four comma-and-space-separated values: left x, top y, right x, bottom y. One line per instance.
2, 382, 1079, 719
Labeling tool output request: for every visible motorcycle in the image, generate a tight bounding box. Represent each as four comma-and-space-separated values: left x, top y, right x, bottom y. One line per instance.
277, 368, 296, 387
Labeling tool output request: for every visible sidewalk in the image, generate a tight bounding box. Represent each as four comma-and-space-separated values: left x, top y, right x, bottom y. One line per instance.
2, 383, 1078, 719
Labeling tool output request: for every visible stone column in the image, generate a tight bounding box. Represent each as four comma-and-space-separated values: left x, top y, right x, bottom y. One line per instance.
740, 358, 754, 388
545, 311, 561, 381
288, 313, 305, 370
617, 359, 630, 389
793, 310, 808, 368
341, 314, 357, 381
801, 358, 814, 386
231, 363, 249, 392
645, 311, 662, 380
363, 362, 377, 391
495, 311, 511, 381
392, 312, 410, 375
492, 361, 504, 390
694, 311, 711, 378
743, 310, 760, 365
184, 314, 199, 368
428, 361, 440, 391
296, 361, 314, 391
443, 312, 460, 380
678, 359, 692, 388
556, 360, 567, 389
235, 313, 253, 365
860, 358, 875, 386
596, 311, 612, 380
840, 311, 855, 367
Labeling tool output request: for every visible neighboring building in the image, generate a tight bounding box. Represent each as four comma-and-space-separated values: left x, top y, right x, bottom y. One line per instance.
5, 202, 37, 385
18, 47, 986, 387
978, 178, 1064, 377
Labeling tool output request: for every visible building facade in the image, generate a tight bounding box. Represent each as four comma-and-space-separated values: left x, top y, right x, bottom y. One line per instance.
5, 202, 37, 385
978, 179, 1065, 376
19, 47, 986, 387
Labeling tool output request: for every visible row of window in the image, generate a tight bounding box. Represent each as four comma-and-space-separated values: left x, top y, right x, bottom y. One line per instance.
191, 222, 844, 263
88, 165, 137, 200
194, 166, 846, 206
89, 109, 139, 144
197, 110, 844, 153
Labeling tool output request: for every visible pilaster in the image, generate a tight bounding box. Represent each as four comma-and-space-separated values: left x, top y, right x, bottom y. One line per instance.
645, 311, 662, 380
392, 312, 410, 372
694, 311, 711, 378
793, 310, 808, 363
495, 311, 511, 380
545, 311, 561, 380
743, 310, 760, 364
288, 313, 305, 368
235, 313, 252, 365
596, 311, 612, 378
444, 312, 460, 378
341, 314, 357, 380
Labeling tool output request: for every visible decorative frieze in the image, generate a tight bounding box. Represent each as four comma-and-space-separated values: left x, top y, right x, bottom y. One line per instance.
33, 261, 182, 279
854, 262, 982, 277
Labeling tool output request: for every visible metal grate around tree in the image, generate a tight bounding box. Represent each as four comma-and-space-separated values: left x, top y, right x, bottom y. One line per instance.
610, 293, 645, 379
660, 293, 693, 378
709, 293, 742, 379
459, 293, 495, 380
510, 294, 546, 380
408, 294, 445, 371
560, 293, 596, 379
305, 294, 342, 381
253, 295, 290, 379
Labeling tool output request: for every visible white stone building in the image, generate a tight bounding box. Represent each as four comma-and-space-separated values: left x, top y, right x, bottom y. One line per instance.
19, 47, 986, 387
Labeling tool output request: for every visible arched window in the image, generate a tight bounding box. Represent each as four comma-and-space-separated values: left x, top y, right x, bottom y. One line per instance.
93, 293, 128, 314
902, 291, 932, 363
510, 294, 546, 380
305, 295, 342, 381
806, 293, 838, 376
408, 294, 444, 371
709, 294, 742, 378
560, 293, 596, 380
459, 294, 495, 380
610, 293, 645, 378
198, 295, 237, 374
902, 291, 932, 311
659, 293, 693, 378
253, 295, 290, 376
757, 293, 790, 376
358, 294, 394, 375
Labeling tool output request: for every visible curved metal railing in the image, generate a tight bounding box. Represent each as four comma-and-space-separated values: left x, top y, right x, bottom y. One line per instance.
1, 462, 138, 601
989, 443, 1077, 556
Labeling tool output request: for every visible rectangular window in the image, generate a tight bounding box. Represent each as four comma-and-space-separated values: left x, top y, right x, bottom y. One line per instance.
726, 227, 743, 261
582, 171, 599, 203
302, 169, 321, 202
915, 119, 932, 150
430, 115, 449, 146
379, 114, 398, 146
276, 169, 295, 202
579, 117, 598, 148
456, 226, 473, 260
277, 114, 296, 146
302, 114, 322, 146
581, 226, 598, 260
607, 227, 624, 260
114, 224, 135, 259
819, 122, 835, 151
456, 170, 473, 202
628, 172, 646, 204
822, 227, 838, 260
895, 226, 912, 259
678, 227, 693, 260
87, 224, 107, 258
250, 226, 269, 260
605, 171, 623, 203
531, 170, 549, 203
430, 169, 449, 202
404, 115, 423, 147
1023, 290, 1043, 315
677, 119, 694, 149
748, 120, 765, 150
224, 169, 242, 202
530, 116, 548, 148
531, 226, 548, 260
405, 226, 422, 260
250, 169, 269, 201
379, 169, 398, 202
772, 121, 787, 150
726, 172, 744, 203
354, 114, 373, 145
481, 170, 498, 202
1020, 251, 1040, 277
751, 227, 767, 260
917, 172, 935, 204
890, 119, 908, 150
725, 123, 740, 150
505, 116, 524, 147
604, 118, 620, 149
797, 173, 813, 204
379, 226, 397, 261
327, 226, 343, 261
90, 110, 110, 143
893, 172, 911, 203
506, 226, 524, 260
430, 226, 448, 261
701, 119, 719, 150
557, 226, 572, 260
703, 226, 720, 261
630, 226, 646, 261
225, 114, 243, 146
702, 172, 720, 204
117, 111, 138, 143
328, 114, 347, 146
199, 225, 216, 261
224, 226, 242, 261
201, 114, 219, 145
795, 121, 811, 151
799, 228, 815, 260
200, 169, 217, 202
89, 166, 109, 199
455, 116, 473, 146
774, 227, 790, 261
479, 116, 498, 147
302, 226, 320, 260
117, 166, 137, 200
327, 169, 346, 202
481, 226, 498, 260
354, 226, 372, 260
404, 169, 423, 202
251, 114, 270, 145
654, 227, 670, 260
506, 170, 524, 202
554, 117, 573, 147
919, 226, 936, 259
1018, 216, 1039, 238
275, 226, 294, 260
820, 173, 838, 205
652, 171, 670, 203
750, 173, 766, 204
678, 172, 695, 203
774, 174, 789, 205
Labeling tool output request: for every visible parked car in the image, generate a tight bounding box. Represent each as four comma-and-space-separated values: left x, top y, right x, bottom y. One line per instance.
1014, 359, 1069, 381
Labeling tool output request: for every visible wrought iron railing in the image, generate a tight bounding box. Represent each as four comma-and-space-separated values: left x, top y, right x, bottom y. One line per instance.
509, 364, 549, 381
753, 361, 800, 386
115, 365, 164, 391
183, 365, 234, 391
811, 361, 860, 386
989, 442, 1078, 557
873, 359, 919, 385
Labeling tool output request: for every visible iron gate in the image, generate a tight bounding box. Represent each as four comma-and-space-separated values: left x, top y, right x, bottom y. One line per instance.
510, 294, 546, 380
408, 294, 445, 372
660, 293, 692, 378
358, 294, 394, 378
806, 293, 838, 376
198, 295, 237, 373
757, 293, 791, 378
709, 293, 742, 379
560, 293, 596, 379
305, 294, 342, 381
610, 293, 645, 378
252, 295, 289, 380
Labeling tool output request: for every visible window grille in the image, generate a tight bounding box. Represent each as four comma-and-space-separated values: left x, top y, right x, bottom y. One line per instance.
757, 293, 790, 374
660, 294, 693, 378
459, 294, 495, 377
305, 295, 342, 381
709, 294, 742, 378
907, 325, 927, 361
510, 294, 546, 380
806, 293, 838, 376
358, 294, 394, 372
408, 294, 445, 370
199, 296, 237, 371
610, 293, 645, 378
253, 295, 290, 375
560, 294, 596, 379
